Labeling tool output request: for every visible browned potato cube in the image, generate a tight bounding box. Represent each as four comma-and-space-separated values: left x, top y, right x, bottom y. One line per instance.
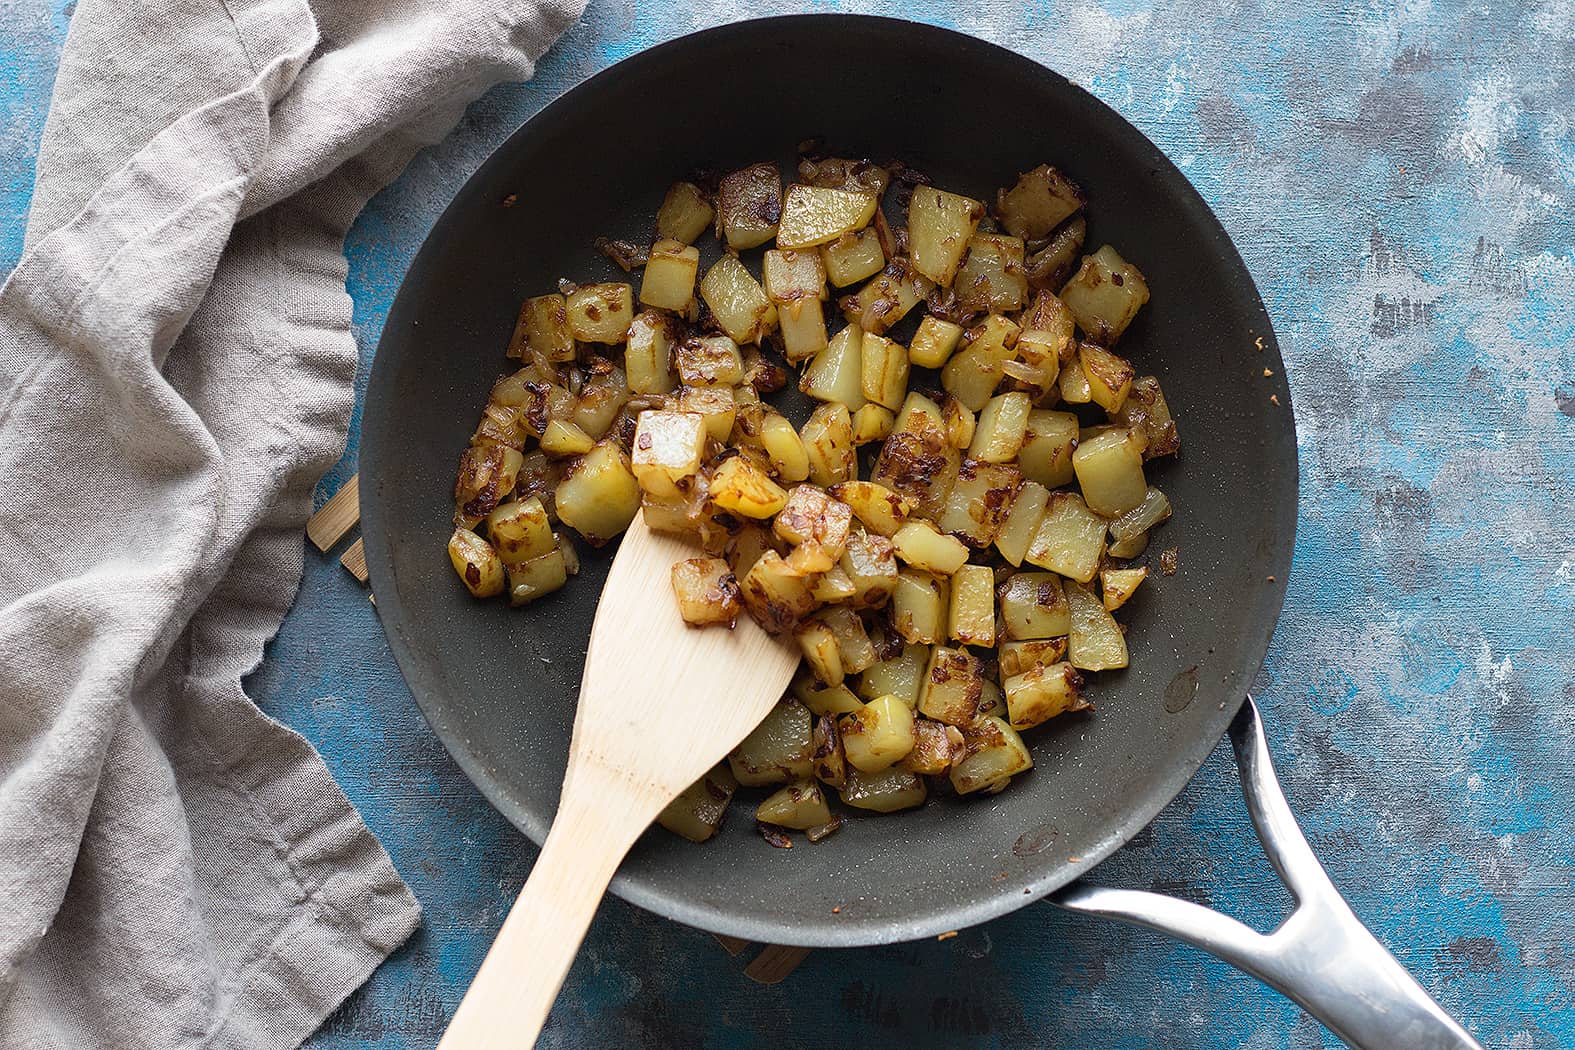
565, 282, 634, 344
801, 324, 865, 409
829, 480, 910, 537
760, 411, 811, 482
554, 441, 640, 544
995, 164, 1085, 241
801, 402, 856, 487
918, 646, 985, 726
718, 162, 782, 249
858, 641, 929, 706
454, 443, 524, 526
763, 249, 829, 361
1060, 244, 1149, 345
631, 409, 707, 498
891, 520, 970, 575
675, 334, 744, 387
954, 233, 1027, 312
639, 238, 699, 312
677, 384, 736, 442
811, 713, 848, 788
700, 255, 776, 344
1073, 427, 1148, 516
908, 186, 985, 285
949, 564, 996, 647
841, 530, 899, 609
793, 667, 864, 716
738, 550, 821, 634
729, 700, 814, 785
892, 568, 949, 644
969, 392, 1033, 462
871, 404, 959, 519
936, 458, 1023, 548
1016, 290, 1075, 370
821, 228, 886, 287
998, 571, 1071, 639
949, 716, 1033, 794
1026, 214, 1087, 291
1025, 492, 1106, 582
942, 314, 1020, 411
777, 184, 878, 249
1110, 375, 1181, 460
757, 779, 833, 830
671, 557, 740, 627
485, 497, 555, 567
1079, 342, 1136, 413
796, 618, 845, 686
860, 333, 909, 410
774, 485, 854, 554
1018, 409, 1079, 488
657, 764, 736, 842
840, 258, 933, 334
817, 605, 878, 674
711, 454, 789, 519
1003, 660, 1088, 730
1101, 566, 1148, 611
624, 311, 677, 394
994, 479, 1049, 567
509, 293, 576, 363
852, 404, 895, 445
840, 694, 917, 772
1067, 579, 1128, 670
448, 527, 505, 598
942, 395, 976, 449
506, 546, 568, 606
900, 719, 964, 775
655, 181, 714, 244
840, 765, 927, 812
909, 315, 964, 368
999, 637, 1070, 677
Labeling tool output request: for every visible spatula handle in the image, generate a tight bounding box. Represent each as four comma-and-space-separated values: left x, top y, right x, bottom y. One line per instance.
438, 775, 650, 1050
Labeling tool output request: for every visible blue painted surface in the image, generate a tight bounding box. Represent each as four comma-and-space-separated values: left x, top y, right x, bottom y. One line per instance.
4, 1, 1574, 1047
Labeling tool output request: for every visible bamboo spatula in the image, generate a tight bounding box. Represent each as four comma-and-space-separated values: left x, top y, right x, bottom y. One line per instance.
438, 516, 800, 1049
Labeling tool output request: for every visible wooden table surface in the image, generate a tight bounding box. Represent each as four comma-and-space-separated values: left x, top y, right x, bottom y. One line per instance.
4, 1, 1573, 1047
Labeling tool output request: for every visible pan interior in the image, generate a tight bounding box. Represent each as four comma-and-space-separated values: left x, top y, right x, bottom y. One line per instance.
359, 16, 1298, 947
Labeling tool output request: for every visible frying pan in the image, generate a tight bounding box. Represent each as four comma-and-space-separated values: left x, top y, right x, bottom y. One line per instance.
360, 15, 1477, 1047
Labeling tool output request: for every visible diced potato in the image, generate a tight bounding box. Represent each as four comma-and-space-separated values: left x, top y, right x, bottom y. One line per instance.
908, 186, 985, 285
793, 667, 865, 715
949, 716, 1033, 794
949, 564, 996, 647
840, 530, 899, 609
1016, 290, 1074, 375
624, 311, 677, 394
1109, 486, 1172, 551
639, 238, 700, 312
840, 259, 933, 334
718, 162, 782, 249
910, 315, 964, 369
728, 700, 814, 785
510, 293, 575, 364
892, 568, 948, 645
485, 497, 555, 567
777, 184, 878, 249
852, 404, 895, 445
554, 441, 640, 544
1026, 214, 1087, 291
671, 557, 740, 626
1003, 661, 1087, 730
774, 485, 853, 555
1101, 566, 1148, 611
470, 397, 527, 452
995, 480, 1048, 567
1111, 375, 1180, 460
506, 546, 568, 606
953, 233, 1027, 313
1058, 353, 1093, 403
1061, 245, 1149, 345
1067, 579, 1128, 670
1017, 409, 1079, 488
726, 522, 778, 578
796, 618, 845, 686
828, 480, 909, 537
891, 389, 943, 433
763, 248, 830, 362
942, 396, 976, 449
871, 403, 959, 519
918, 646, 985, 726
1025, 492, 1106, 582
655, 181, 715, 245
995, 165, 1085, 241
570, 364, 629, 440
801, 402, 856, 487
860, 333, 909, 409
738, 550, 821, 634
976, 677, 1005, 720
711, 454, 789, 519
448, 527, 505, 597
777, 297, 829, 363
1079, 342, 1136, 413
812, 565, 858, 603
758, 411, 810, 483
858, 642, 929, 707
999, 637, 1070, 677
700, 256, 776, 344
817, 605, 878, 674
1073, 427, 1147, 516
657, 764, 736, 842
891, 521, 970, 575
539, 419, 594, 456
936, 458, 1022, 548
821, 228, 886, 287
811, 714, 848, 788
675, 335, 744, 387
969, 392, 1033, 463
757, 780, 833, 830
998, 571, 1071, 639
677, 384, 736, 442
901, 719, 963, 775
840, 694, 917, 772
454, 443, 524, 526
631, 409, 707, 498
565, 282, 634, 344
840, 765, 927, 813
943, 314, 1020, 411
801, 325, 865, 409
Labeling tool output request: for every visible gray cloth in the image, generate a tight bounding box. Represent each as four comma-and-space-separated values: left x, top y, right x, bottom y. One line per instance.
0, 0, 581, 1046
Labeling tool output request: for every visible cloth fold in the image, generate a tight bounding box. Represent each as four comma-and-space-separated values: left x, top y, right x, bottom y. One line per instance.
0, 0, 582, 1046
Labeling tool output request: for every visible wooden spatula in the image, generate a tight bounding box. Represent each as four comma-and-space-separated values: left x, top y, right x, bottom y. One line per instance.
437, 516, 800, 1049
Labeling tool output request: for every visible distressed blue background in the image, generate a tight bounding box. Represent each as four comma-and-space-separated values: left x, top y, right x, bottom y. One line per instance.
4, 1, 1573, 1047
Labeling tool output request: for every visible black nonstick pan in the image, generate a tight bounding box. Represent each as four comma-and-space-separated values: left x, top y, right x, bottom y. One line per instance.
360, 16, 1477, 1047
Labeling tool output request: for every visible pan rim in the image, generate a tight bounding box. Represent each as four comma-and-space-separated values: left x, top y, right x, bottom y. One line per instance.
360, 12, 1299, 948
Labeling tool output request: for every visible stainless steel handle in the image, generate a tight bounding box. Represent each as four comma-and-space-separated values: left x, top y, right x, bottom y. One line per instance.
1051, 698, 1481, 1050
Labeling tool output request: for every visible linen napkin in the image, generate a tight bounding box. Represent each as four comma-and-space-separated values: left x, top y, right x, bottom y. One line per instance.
0, 0, 582, 1046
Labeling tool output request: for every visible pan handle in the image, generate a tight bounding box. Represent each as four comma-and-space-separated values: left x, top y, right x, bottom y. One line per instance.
1050, 698, 1481, 1050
